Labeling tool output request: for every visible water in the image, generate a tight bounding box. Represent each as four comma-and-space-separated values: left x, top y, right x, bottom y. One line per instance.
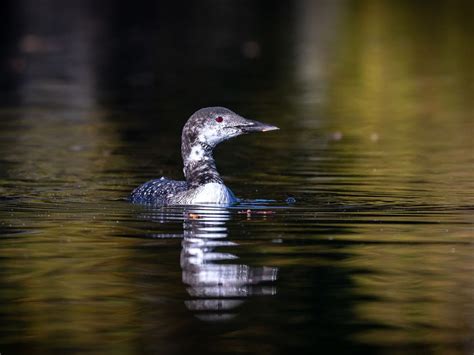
0, 1, 473, 354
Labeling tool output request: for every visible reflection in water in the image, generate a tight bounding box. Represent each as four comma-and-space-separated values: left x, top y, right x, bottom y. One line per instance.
142, 206, 278, 321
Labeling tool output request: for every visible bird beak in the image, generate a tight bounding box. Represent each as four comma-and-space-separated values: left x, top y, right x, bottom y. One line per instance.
237, 118, 279, 133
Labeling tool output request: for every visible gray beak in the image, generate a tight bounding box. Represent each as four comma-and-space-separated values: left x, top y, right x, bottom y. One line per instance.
238, 118, 279, 133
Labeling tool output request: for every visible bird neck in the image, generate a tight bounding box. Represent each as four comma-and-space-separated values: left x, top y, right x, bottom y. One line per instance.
182, 141, 223, 188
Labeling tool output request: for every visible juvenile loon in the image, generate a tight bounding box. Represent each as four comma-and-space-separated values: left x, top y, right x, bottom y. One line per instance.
130, 107, 279, 205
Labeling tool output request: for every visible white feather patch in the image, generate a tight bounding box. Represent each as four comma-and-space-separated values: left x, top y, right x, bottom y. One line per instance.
187, 183, 237, 204
188, 145, 205, 161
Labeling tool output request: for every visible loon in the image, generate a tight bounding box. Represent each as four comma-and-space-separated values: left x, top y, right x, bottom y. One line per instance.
130, 107, 279, 205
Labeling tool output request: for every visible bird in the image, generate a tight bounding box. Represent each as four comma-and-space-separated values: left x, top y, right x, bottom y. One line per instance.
130, 107, 279, 205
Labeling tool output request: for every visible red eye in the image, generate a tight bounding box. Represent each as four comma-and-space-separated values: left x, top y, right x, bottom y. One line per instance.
216, 116, 224, 123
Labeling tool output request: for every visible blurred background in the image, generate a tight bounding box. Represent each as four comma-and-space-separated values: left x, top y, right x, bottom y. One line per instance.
0, 0, 473, 354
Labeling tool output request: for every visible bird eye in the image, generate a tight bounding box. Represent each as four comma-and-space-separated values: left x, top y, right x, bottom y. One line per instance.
215, 116, 224, 123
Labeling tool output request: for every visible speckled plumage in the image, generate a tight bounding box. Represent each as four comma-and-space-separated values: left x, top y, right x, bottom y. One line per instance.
130, 177, 188, 205
130, 107, 278, 205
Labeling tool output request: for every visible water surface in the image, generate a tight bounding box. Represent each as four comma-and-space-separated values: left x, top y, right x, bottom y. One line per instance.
0, 1, 473, 354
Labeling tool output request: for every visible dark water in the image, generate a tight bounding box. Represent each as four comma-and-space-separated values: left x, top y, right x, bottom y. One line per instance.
0, 1, 473, 354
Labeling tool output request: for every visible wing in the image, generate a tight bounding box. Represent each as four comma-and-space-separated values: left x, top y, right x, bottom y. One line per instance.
130, 177, 188, 205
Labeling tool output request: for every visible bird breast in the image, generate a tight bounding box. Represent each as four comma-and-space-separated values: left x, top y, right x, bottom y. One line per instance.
179, 183, 237, 205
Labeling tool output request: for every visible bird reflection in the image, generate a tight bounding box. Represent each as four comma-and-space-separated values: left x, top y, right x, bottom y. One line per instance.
142, 206, 278, 321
